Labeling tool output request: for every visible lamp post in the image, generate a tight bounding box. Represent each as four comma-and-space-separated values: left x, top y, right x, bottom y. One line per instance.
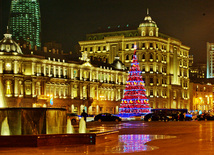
205, 95, 213, 112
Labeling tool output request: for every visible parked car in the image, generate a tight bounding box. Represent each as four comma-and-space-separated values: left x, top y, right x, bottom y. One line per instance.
85, 115, 95, 122
67, 113, 79, 123
94, 113, 121, 122
197, 113, 214, 121
142, 113, 161, 121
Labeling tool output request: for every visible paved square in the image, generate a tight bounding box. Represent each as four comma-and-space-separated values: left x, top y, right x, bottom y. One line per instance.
1, 121, 214, 155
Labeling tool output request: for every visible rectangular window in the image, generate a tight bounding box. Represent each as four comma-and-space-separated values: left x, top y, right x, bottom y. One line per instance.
150, 78, 153, 83
150, 89, 153, 96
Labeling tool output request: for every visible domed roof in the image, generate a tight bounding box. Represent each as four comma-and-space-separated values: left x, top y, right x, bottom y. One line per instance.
0, 30, 23, 54
112, 56, 126, 70
139, 9, 158, 28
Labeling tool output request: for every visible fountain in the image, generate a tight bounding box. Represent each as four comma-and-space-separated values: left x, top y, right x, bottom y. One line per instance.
0, 79, 118, 147
79, 117, 86, 133
1, 117, 10, 135
67, 118, 74, 133
0, 79, 5, 108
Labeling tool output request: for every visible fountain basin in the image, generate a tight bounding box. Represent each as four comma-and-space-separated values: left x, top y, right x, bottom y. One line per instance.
0, 108, 67, 135
0, 130, 119, 147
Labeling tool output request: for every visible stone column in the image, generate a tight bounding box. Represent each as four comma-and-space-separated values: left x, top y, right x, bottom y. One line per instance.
115, 88, 118, 101
58, 66, 61, 78
32, 80, 35, 97
14, 78, 18, 97
116, 74, 118, 84
90, 70, 92, 81
80, 69, 82, 80
53, 66, 56, 77
96, 85, 99, 100
14, 61, 18, 74
96, 70, 99, 81
80, 83, 83, 99
96, 105, 99, 115
32, 62, 35, 75
70, 83, 73, 99
43, 64, 46, 76
0, 60, 3, 73
48, 65, 51, 76
71, 68, 73, 79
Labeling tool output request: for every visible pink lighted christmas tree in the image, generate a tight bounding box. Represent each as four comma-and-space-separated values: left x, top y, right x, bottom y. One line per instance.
119, 46, 151, 115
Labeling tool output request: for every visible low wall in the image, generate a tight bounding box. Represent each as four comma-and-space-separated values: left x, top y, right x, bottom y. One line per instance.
0, 131, 119, 147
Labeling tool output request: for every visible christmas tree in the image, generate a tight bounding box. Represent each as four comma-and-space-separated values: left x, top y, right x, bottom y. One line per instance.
119, 45, 151, 115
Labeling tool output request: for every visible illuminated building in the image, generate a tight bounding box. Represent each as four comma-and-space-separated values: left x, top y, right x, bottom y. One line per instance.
8, 0, 41, 49
189, 63, 206, 82
0, 31, 127, 115
189, 82, 213, 112
79, 10, 191, 110
207, 42, 214, 78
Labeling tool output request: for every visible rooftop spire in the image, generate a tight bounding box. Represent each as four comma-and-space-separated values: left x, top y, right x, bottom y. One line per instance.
6, 26, 9, 33
4, 26, 12, 39
147, 8, 149, 15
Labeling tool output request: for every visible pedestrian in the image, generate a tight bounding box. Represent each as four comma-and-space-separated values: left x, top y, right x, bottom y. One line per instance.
81, 109, 88, 122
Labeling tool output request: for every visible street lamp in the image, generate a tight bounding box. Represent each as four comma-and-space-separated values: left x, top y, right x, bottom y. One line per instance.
205, 95, 213, 112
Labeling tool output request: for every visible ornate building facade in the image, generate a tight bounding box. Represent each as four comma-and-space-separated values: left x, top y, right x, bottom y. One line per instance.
79, 11, 191, 110
0, 31, 127, 115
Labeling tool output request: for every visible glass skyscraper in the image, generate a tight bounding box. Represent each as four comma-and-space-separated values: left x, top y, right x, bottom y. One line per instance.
8, 0, 41, 49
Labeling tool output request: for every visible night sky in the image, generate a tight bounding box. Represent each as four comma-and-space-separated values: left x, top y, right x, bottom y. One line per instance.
1, 0, 214, 63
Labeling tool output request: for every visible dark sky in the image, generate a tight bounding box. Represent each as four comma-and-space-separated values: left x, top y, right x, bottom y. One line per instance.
1, 0, 214, 63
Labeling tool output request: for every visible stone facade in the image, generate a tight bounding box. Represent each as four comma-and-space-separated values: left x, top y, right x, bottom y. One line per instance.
79, 11, 191, 110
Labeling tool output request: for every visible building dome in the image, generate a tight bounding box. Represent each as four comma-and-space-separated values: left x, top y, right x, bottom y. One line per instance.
139, 10, 157, 28
0, 30, 23, 54
112, 56, 126, 70
138, 9, 159, 37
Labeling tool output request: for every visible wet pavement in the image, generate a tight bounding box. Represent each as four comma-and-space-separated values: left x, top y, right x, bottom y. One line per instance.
1, 121, 214, 155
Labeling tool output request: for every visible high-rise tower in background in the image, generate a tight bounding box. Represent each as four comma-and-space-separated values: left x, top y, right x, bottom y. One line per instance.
207, 42, 214, 78
8, 0, 41, 49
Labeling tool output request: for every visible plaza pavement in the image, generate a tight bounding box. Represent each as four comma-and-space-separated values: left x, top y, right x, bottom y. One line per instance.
0, 121, 214, 155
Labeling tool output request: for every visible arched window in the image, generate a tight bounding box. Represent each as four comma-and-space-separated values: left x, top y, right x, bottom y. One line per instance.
126, 44, 129, 49
142, 54, 145, 60
149, 31, 153, 36
126, 55, 129, 60
6, 80, 12, 95
142, 66, 145, 72
142, 31, 145, 36
93, 36, 97, 40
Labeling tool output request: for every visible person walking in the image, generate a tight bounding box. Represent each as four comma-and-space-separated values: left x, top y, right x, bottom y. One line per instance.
81, 109, 88, 122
